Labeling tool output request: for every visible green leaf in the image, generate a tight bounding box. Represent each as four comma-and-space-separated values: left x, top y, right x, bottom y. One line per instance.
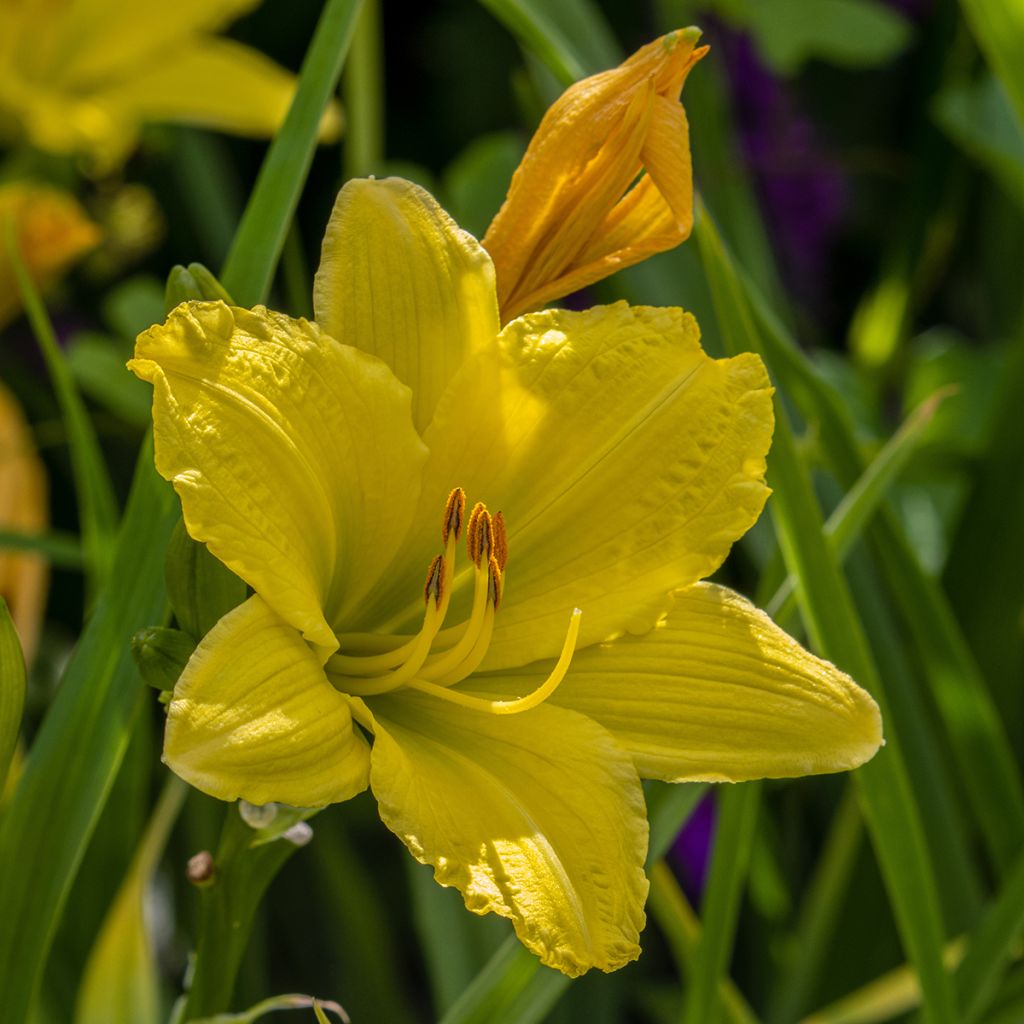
738, 0, 912, 75
0, 598, 26, 793
220, 0, 365, 307
765, 387, 950, 622
0, 441, 178, 1023
934, 75, 1024, 213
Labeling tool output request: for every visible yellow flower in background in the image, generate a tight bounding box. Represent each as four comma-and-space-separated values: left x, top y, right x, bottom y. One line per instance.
0, 380, 48, 666
0, 0, 341, 172
484, 29, 707, 322
130, 178, 881, 976
0, 182, 100, 329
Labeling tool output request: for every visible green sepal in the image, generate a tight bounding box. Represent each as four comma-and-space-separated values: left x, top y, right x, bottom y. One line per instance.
131, 626, 195, 691
165, 518, 248, 640
164, 263, 236, 311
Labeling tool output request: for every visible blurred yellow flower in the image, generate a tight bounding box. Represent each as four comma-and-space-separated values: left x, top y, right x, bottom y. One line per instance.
0, 182, 100, 329
131, 178, 881, 976
0, 0, 341, 171
484, 29, 707, 322
0, 380, 48, 665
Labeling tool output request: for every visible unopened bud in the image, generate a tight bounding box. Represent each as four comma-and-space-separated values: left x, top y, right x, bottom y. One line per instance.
186, 850, 215, 886
131, 626, 194, 691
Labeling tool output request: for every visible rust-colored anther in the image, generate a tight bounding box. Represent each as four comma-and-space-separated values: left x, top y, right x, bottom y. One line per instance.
466, 503, 494, 567
491, 511, 509, 571
442, 486, 467, 543
423, 554, 445, 606
487, 556, 503, 610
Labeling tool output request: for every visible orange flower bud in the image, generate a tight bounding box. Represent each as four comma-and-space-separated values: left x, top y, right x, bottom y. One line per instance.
484, 29, 707, 323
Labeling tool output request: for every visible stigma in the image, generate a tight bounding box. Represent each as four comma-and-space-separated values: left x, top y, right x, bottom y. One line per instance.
327, 487, 581, 715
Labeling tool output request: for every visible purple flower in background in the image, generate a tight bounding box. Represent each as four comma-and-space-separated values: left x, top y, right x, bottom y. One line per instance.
671, 792, 717, 901
718, 31, 847, 308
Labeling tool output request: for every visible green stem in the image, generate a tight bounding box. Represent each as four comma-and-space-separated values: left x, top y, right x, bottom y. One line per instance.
342, 0, 383, 179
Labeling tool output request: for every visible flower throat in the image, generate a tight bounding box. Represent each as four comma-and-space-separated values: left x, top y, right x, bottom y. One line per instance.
327, 488, 581, 714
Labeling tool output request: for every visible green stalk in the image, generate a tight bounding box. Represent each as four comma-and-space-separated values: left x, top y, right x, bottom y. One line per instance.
0, 598, 26, 792
342, 0, 384, 180
695, 204, 959, 1024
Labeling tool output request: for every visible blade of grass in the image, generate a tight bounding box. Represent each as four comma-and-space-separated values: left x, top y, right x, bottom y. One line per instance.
5, 228, 118, 596
0, 440, 177, 1024
648, 861, 761, 1024
478, 0, 594, 82
695, 203, 959, 1024
765, 389, 951, 621
682, 783, 761, 1024
743, 234, 1024, 878
342, 0, 383, 179
220, 0, 364, 306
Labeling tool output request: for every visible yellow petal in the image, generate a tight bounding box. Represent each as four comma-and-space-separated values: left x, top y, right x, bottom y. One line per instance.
313, 178, 499, 432
359, 693, 648, 976
0, 183, 101, 329
352, 303, 772, 670
478, 583, 883, 782
165, 596, 370, 807
53, 0, 260, 84
0, 379, 49, 664
483, 30, 706, 322
130, 301, 427, 654
92, 39, 340, 145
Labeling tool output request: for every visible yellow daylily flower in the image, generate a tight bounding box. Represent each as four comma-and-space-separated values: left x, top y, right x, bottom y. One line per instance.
484, 29, 707, 322
0, 379, 48, 665
0, 182, 100, 330
130, 178, 882, 976
0, 0, 341, 171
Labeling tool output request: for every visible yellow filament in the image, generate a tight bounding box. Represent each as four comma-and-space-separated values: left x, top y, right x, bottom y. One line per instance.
418, 562, 490, 678
405, 609, 582, 715
331, 533, 456, 673
335, 600, 443, 696
421, 604, 495, 686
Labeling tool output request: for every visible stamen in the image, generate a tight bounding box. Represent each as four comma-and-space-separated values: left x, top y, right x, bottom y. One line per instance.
466, 503, 493, 566
487, 555, 503, 610
492, 512, 508, 571
423, 554, 445, 605
406, 609, 582, 715
442, 487, 466, 544
418, 554, 490, 677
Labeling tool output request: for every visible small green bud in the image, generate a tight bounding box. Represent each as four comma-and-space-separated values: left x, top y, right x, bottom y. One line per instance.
164, 262, 234, 312
131, 626, 195, 691
165, 518, 247, 640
